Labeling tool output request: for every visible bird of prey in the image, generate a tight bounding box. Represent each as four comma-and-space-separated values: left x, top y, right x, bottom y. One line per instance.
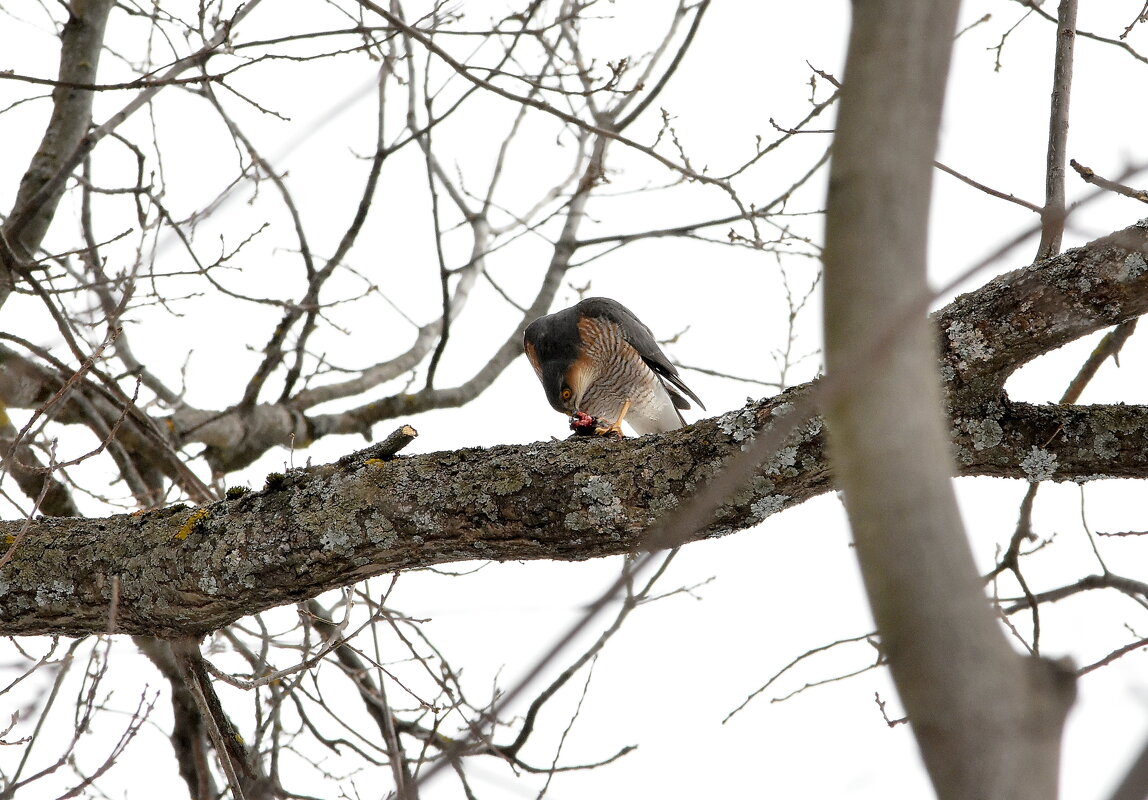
523, 297, 704, 437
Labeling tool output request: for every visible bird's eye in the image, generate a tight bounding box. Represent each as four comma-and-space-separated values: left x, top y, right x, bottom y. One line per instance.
561, 387, 573, 402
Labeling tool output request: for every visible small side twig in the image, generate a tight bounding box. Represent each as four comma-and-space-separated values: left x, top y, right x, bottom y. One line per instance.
875, 692, 908, 727
1071, 159, 1148, 204
337, 424, 419, 467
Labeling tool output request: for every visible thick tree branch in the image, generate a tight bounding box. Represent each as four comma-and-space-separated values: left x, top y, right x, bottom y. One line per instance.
939, 221, 1148, 406
0, 424, 79, 518
822, 2, 1075, 798
2, 392, 1148, 638
1, 220, 1147, 636
135, 637, 218, 800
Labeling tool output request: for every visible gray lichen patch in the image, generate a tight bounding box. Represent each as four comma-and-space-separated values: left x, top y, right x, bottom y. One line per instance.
966, 418, 1004, 450
751, 493, 790, 520
647, 491, 679, 518
223, 551, 260, 589
726, 475, 777, 509
409, 511, 441, 536
35, 578, 76, 606
1124, 252, 1147, 279
319, 525, 353, 554
564, 475, 625, 533
763, 444, 799, 476
801, 415, 824, 436
581, 475, 617, 504
1020, 446, 1058, 482
946, 320, 994, 367
363, 511, 397, 547
1091, 429, 1119, 460
1072, 473, 1114, 484
718, 405, 759, 443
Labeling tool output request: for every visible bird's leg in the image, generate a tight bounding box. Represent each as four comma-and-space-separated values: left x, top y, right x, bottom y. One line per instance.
595, 399, 632, 438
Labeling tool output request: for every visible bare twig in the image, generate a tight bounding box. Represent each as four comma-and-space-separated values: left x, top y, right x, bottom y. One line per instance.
1036, 0, 1077, 259
935, 160, 1042, 212
1071, 159, 1148, 204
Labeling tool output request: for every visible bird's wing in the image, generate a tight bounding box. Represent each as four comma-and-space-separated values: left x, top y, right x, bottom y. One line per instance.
577, 298, 705, 411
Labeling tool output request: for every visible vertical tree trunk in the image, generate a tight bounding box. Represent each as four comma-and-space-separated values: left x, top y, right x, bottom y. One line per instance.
2, 0, 113, 286
821, 2, 1076, 798
1036, 0, 1078, 260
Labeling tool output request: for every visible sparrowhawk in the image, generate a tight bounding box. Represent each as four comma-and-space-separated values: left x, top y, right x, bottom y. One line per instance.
523, 297, 704, 436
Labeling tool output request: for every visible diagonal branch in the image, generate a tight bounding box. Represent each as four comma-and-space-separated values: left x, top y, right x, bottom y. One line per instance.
2, 0, 114, 271
3, 1, 265, 264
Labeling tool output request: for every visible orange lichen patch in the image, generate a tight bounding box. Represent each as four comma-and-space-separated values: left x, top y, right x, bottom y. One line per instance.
176, 507, 211, 540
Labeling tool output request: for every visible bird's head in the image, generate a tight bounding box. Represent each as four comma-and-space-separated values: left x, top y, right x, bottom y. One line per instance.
524, 310, 587, 416
531, 345, 583, 414
546, 363, 579, 414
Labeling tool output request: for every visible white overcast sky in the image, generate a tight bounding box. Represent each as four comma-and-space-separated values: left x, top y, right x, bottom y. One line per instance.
3, 1, 1148, 798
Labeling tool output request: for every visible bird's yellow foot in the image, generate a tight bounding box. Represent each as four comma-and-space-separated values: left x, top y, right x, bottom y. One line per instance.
569, 405, 628, 439
593, 400, 631, 439
593, 420, 625, 439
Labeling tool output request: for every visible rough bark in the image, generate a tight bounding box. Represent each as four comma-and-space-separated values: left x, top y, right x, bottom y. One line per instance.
939, 224, 1148, 407
4, 388, 1145, 639
1, 209, 1147, 638
821, 2, 1075, 800
1, 259, 1147, 639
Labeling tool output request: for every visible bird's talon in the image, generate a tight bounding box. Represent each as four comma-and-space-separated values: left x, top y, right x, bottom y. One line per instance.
594, 423, 625, 439
591, 400, 630, 438
570, 410, 624, 438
